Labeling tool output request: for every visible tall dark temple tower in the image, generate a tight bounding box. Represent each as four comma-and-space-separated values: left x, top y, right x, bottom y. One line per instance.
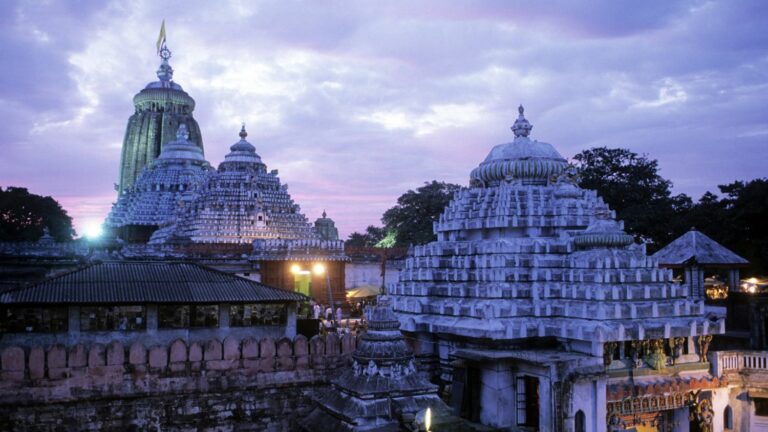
117, 31, 203, 194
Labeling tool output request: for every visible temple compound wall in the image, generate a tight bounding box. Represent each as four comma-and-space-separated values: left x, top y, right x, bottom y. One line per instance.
0, 333, 357, 431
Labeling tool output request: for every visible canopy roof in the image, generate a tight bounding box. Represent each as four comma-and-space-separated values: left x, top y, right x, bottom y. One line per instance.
653, 229, 749, 266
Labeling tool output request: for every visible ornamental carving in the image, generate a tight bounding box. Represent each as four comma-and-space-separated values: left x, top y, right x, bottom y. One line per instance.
689, 391, 714, 432
604, 342, 618, 367
698, 335, 713, 363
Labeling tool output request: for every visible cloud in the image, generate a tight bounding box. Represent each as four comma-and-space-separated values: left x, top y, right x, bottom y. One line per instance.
0, 0, 766, 238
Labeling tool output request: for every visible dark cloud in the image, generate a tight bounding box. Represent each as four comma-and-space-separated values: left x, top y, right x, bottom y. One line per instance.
0, 0, 766, 237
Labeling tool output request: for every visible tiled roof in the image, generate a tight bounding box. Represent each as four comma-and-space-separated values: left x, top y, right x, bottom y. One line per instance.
653, 229, 749, 266
0, 261, 306, 305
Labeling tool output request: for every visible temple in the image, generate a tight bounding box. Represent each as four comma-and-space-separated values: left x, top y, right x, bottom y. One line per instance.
106, 35, 347, 305
149, 125, 321, 245
117, 38, 204, 194
388, 106, 729, 431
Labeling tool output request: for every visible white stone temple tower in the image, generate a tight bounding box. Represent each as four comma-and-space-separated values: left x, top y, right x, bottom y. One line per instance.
388, 106, 725, 431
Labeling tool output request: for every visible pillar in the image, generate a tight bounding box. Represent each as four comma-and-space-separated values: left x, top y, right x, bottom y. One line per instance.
286, 303, 297, 338
68, 306, 80, 335
219, 303, 230, 329
146, 304, 158, 333
728, 269, 741, 292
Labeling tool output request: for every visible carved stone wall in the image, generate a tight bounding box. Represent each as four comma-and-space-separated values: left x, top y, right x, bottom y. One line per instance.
0, 334, 357, 431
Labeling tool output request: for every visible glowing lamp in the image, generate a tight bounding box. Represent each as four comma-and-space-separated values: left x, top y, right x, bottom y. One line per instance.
425, 407, 431, 431
83, 222, 103, 240
290, 264, 301, 274
313, 263, 326, 275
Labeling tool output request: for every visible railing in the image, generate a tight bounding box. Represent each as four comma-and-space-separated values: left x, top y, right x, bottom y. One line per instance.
711, 350, 768, 377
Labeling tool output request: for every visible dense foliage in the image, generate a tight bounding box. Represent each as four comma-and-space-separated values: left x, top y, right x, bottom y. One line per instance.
0, 187, 75, 242
381, 181, 462, 247
345, 181, 461, 248
345, 225, 386, 248
572, 147, 692, 249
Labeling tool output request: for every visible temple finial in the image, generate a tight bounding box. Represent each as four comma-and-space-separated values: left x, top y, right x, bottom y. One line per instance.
239, 123, 248, 139
322, 209, 327, 218
155, 20, 173, 83
511, 104, 533, 138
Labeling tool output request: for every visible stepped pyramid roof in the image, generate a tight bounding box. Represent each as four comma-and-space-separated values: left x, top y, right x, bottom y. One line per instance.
149, 126, 320, 244
389, 107, 724, 348
107, 124, 213, 228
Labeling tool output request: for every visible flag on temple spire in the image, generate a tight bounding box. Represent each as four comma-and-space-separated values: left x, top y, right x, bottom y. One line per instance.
156, 20, 166, 55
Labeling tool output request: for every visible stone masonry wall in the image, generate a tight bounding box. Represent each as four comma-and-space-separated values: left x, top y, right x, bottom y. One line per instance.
0, 333, 357, 431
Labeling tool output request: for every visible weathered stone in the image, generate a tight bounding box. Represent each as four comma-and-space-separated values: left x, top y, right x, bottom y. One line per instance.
28, 347, 45, 380
294, 335, 309, 370
106, 341, 124, 366
170, 339, 187, 363
276, 338, 294, 371
189, 342, 203, 362
1, 346, 25, 381
205, 360, 235, 371
1, 346, 25, 371
129, 342, 147, 365
242, 338, 259, 359
149, 345, 168, 370
310, 335, 325, 369
341, 333, 354, 355
68, 344, 87, 368
88, 344, 106, 367
259, 337, 275, 372
204, 339, 222, 361
223, 336, 240, 361
47, 344, 67, 380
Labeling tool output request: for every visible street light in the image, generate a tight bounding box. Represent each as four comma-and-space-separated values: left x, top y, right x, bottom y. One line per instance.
313, 263, 325, 275
312, 262, 337, 327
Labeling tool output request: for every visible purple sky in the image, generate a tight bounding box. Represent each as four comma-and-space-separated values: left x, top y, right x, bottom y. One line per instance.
1, 1, 767, 238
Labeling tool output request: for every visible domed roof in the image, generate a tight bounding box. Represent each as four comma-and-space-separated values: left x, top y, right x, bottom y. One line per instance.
470, 106, 568, 187
220, 125, 264, 166
157, 124, 206, 162
573, 207, 634, 249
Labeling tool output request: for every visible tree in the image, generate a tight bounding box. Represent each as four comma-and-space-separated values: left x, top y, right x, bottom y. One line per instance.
685, 179, 768, 275
345, 225, 386, 248
0, 187, 75, 242
572, 147, 691, 249
382, 181, 462, 247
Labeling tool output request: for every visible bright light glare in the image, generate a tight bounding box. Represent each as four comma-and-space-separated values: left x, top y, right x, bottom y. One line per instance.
290, 264, 301, 274
83, 222, 103, 240
425, 407, 432, 431
748, 277, 758, 284
313, 263, 325, 275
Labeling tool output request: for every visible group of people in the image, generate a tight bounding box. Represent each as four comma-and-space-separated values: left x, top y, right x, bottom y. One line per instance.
302, 299, 375, 336
311, 302, 343, 323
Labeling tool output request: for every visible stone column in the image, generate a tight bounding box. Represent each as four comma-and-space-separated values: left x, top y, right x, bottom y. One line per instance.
146, 304, 158, 333
595, 376, 607, 432
219, 303, 230, 329
68, 306, 80, 335
728, 269, 741, 292
286, 303, 297, 338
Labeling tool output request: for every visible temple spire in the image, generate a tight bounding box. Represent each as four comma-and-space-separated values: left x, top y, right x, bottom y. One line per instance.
239, 123, 248, 139
511, 104, 533, 138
